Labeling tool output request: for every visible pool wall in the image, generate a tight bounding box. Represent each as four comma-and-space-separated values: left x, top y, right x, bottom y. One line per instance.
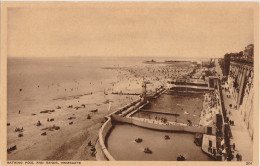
111, 114, 216, 134
97, 118, 115, 161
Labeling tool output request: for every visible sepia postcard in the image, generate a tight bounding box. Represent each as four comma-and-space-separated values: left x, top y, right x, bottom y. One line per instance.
0, 1, 259, 166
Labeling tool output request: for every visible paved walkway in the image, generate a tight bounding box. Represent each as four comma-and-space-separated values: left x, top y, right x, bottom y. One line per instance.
214, 59, 253, 161
215, 59, 223, 78
222, 88, 253, 161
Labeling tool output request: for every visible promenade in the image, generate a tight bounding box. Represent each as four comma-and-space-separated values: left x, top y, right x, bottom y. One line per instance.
215, 59, 253, 161
222, 88, 253, 161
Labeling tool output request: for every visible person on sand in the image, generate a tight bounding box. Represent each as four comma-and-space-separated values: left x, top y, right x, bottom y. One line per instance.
18, 110, 21, 114
239, 154, 242, 161
37, 121, 41, 126
236, 153, 240, 161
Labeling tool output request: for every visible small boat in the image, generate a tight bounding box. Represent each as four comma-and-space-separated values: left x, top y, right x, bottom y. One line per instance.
144, 59, 156, 63
144, 147, 152, 154
135, 138, 143, 143
194, 133, 203, 146
165, 135, 170, 140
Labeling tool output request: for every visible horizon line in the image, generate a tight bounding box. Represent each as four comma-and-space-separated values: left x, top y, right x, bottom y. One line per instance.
7, 55, 221, 59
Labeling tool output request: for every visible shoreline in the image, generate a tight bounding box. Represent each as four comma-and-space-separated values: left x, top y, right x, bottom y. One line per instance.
7, 59, 206, 160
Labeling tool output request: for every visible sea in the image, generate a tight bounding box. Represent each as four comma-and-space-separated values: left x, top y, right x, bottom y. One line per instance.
7, 56, 209, 113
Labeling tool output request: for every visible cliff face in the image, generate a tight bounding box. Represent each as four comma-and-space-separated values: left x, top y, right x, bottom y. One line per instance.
226, 49, 254, 140
239, 70, 254, 139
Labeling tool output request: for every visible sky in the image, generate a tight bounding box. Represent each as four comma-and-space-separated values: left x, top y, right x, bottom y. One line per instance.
7, 5, 254, 58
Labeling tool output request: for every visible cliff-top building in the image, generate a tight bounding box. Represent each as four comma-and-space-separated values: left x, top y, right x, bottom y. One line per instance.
226, 44, 254, 139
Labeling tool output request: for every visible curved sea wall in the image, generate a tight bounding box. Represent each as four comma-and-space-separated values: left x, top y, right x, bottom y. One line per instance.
97, 118, 115, 161
111, 114, 210, 134
97, 98, 146, 160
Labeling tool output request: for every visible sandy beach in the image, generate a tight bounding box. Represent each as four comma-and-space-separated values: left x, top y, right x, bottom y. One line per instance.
7, 56, 196, 160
